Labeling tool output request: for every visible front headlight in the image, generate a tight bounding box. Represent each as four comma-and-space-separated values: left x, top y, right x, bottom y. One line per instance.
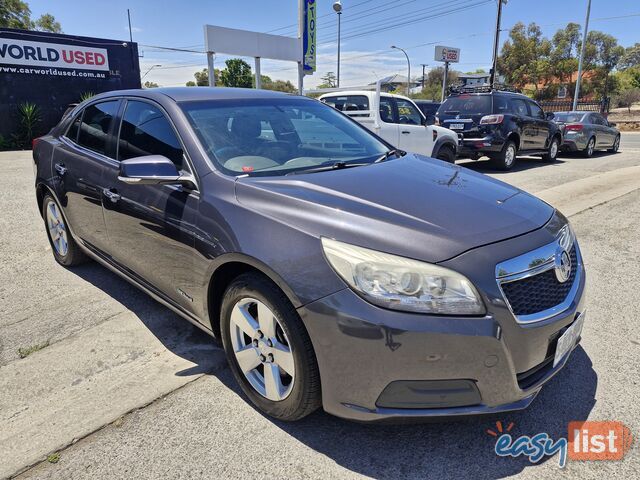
322, 238, 485, 315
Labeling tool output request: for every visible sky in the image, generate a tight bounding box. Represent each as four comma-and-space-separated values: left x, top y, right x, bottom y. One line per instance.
27, 0, 640, 89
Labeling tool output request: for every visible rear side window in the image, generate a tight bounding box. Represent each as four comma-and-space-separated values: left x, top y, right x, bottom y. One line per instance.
379, 97, 395, 123
509, 98, 529, 117
439, 95, 492, 115
77, 101, 119, 156
118, 100, 185, 171
321, 95, 369, 117
65, 113, 82, 142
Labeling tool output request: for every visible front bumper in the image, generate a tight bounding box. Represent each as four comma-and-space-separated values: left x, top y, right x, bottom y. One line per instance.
298, 225, 586, 423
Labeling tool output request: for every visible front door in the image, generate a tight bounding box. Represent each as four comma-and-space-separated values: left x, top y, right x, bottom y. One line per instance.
393, 98, 431, 155
52, 100, 120, 253
509, 98, 537, 150
527, 101, 549, 149
376, 96, 399, 146
101, 99, 201, 314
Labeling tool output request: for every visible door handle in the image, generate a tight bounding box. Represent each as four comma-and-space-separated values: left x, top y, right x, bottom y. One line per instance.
103, 188, 121, 203
54, 163, 67, 176
401, 131, 411, 134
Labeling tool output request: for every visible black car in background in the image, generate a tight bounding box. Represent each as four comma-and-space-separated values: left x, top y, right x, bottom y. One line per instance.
413, 100, 440, 125
436, 88, 562, 170
552, 111, 620, 157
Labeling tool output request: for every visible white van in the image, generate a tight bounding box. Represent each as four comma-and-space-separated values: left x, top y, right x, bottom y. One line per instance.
318, 89, 460, 162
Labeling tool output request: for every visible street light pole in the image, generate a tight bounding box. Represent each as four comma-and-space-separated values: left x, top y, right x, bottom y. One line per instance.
573, 0, 592, 110
490, 0, 507, 88
421, 63, 428, 90
333, 1, 342, 87
141, 64, 161, 81
391, 45, 410, 96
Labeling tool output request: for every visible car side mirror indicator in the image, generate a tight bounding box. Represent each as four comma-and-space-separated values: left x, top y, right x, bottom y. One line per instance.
118, 155, 197, 189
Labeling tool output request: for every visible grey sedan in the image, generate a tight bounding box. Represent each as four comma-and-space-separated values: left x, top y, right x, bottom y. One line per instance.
553, 111, 620, 157
33, 87, 586, 422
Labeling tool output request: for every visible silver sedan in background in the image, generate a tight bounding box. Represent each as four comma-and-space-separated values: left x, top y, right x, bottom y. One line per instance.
553, 111, 621, 157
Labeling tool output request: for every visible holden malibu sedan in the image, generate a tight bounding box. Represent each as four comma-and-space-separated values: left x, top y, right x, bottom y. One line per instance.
33, 88, 586, 422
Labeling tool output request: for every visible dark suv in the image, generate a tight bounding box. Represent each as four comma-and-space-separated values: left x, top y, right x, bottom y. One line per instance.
436, 89, 562, 170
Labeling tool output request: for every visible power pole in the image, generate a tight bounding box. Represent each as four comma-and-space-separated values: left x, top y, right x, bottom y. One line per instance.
441, 62, 449, 102
573, 0, 592, 110
421, 64, 428, 90
490, 0, 507, 88
127, 9, 133, 43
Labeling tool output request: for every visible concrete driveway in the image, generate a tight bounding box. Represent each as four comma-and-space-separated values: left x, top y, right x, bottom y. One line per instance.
1, 134, 639, 479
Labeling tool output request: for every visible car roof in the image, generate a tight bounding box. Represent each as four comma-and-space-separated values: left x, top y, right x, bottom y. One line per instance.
86, 87, 302, 103
553, 111, 589, 115
319, 90, 409, 100
413, 100, 440, 104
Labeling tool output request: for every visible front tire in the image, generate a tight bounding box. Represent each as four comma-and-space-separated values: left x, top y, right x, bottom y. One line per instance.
434, 145, 456, 163
220, 273, 321, 421
42, 194, 88, 267
542, 137, 560, 162
490, 140, 517, 171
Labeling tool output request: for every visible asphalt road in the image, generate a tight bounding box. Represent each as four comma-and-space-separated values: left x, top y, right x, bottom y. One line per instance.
1, 135, 639, 479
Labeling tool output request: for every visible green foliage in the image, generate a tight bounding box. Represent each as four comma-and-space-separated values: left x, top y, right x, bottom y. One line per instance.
79, 92, 95, 102
220, 59, 253, 88
189, 68, 220, 86
18, 340, 49, 358
14, 102, 41, 149
616, 88, 640, 112
631, 70, 640, 90
46, 453, 60, 464
411, 66, 459, 101
258, 75, 297, 93
0, 134, 11, 151
143, 81, 159, 88
317, 72, 337, 89
619, 43, 640, 70
186, 81, 196, 87
0, 0, 61, 32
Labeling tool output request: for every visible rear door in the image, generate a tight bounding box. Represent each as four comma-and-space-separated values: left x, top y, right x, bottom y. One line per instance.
377, 96, 400, 146
101, 98, 201, 314
527, 100, 550, 149
592, 113, 614, 147
51, 100, 120, 253
393, 97, 431, 155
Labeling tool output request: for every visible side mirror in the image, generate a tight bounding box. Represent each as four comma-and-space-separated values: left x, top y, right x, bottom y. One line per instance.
425, 114, 436, 126
609, 122, 617, 127
118, 155, 196, 189
545, 112, 555, 120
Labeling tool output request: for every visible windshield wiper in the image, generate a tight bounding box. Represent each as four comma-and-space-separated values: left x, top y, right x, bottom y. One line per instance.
286, 160, 370, 175
374, 149, 404, 163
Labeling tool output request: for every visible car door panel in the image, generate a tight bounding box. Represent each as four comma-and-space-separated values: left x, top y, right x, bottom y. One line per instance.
509, 98, 536, 150
527, 101, 549, 149
394, 98, 431, 155
377, 96, 399, 146
101, 99, 201, 315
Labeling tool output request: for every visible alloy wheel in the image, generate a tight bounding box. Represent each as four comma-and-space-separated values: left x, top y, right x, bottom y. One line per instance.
549, 140, 558, 159
45, 200, 69, 256
587, 138, 595, 156
229, 298, 295, 401
613, 136, 620, 152
505, 145, 516, 167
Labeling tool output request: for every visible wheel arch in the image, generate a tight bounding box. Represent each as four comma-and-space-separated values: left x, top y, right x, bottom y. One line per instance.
205, 253, 303, 338
506, 131, 520, 150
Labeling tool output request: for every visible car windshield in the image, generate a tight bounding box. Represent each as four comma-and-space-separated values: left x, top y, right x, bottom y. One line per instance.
180, 97, 389, 176
553, 112, 585, 123
439, 95, 492, 115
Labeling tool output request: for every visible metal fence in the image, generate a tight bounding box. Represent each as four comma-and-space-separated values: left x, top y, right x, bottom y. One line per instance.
539, 98, 610, 114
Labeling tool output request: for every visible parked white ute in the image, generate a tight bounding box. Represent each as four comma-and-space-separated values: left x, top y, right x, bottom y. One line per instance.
318, 87, 460, 162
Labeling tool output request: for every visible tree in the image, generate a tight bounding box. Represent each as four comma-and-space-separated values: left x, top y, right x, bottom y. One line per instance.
219, 59, 253, 88
412, 67, 459, 100
617, 88, 640, 113
582, 31, 624, 98
317, 72, 337, 89
619, 43, 640, 70
258, 75, 297, 93
143, 81, 159, 88
631, 70, 640, 89
0, 0, 62, 32
188, 68, 220, 86
549, 22, 581, 85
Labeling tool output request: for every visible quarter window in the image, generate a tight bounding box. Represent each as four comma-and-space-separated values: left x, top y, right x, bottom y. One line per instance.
321, 95, 369, 117
65, 113, 82, 143
77, 101, 119, 156
118, 100, 185, 171
379, 97, 395, 123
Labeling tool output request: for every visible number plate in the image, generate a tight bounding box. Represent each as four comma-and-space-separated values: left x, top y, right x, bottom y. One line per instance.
448, 123, 465, 130
553, 311, 585, 368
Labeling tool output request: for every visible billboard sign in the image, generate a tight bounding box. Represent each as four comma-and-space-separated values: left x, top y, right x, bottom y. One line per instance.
0, 38, 110, 73
203, 25, 299, 62
303, 0, 316, 74
434, 46, 460, 63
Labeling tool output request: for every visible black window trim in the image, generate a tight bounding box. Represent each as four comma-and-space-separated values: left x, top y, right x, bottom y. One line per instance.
115, 96, 200, 192
379, 94, 398, 124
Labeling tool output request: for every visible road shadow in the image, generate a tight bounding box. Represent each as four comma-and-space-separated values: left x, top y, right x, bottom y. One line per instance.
68, 260, 597, 479
457, 155, 567, 175
67, 261, 225, 376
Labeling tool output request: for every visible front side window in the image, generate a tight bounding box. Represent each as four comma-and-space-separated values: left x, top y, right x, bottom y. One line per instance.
118, 100, 185, 170
77, 101, 119, 156
395, 99, 423, 125
528, 101, 544, 119
181, 97, 389, 177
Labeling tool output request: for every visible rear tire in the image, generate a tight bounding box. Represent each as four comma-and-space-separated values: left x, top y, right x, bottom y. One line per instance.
42, 194, 88, 267
434, 145, 456, 163
608, 135, 620, 153
220, 272, 321, 421
490, 140, 517, 171
582, 137, 595, 158
542, 137, 560, 162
